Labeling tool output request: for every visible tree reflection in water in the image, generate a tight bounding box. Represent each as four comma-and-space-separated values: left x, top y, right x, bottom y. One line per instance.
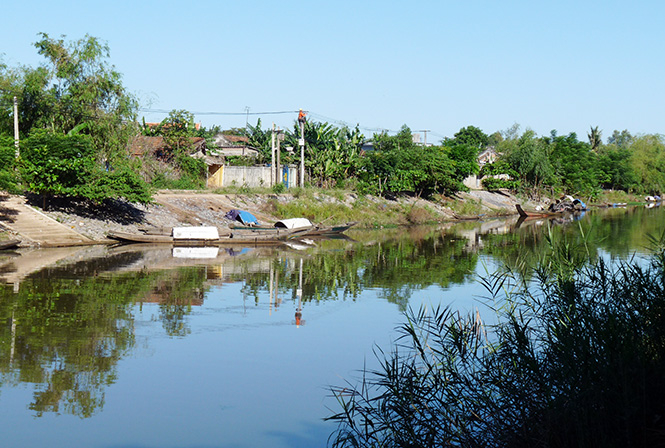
0, 205, 662, 420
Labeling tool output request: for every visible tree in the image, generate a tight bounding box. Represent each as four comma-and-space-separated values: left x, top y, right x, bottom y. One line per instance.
607, 129, 634, 148
159, 109, 197, 156
629, 134, 665, 194
452, 125, 489, 148
547, 132, 598, 194
20, 130, 151, 204
588, 126, 602, 152
31, 33, 139, 160
499, 129, 555, 192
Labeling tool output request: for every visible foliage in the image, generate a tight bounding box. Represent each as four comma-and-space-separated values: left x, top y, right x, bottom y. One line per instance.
281, 120, 365, 188
629, 134, 665, 194
498, 129, 555, 194
607, 129, 634, 148
329, 233, 665, 447
479, 160, 520, 191
587, 125, 602, 151
159, 109, 198, 156
0, 135, 20, 192
0, 33, 148, 201
20, 130, 151, 203
245, 118, 271, 162
451, 125, 489, 148
596, 144, 637, 191
445, 143, 481, 177
358, 126, 461, 197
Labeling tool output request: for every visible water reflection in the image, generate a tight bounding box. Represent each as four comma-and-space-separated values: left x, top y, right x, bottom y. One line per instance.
0, 205, 662, 444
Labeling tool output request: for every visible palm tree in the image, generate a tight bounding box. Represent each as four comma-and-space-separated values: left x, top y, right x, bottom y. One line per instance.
588, 126, 602, 152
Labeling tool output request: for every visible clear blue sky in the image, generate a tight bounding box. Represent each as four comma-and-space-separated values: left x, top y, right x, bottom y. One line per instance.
2, 0, 663, 143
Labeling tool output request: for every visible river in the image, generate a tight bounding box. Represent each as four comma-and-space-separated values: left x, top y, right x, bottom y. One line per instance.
0, 205, 662, 447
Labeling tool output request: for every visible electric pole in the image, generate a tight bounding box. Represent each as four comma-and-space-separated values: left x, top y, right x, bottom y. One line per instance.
417, 130, 430, 146
298, 109, 306, 187
271, 123, 276, 186
13, 96, 19, 157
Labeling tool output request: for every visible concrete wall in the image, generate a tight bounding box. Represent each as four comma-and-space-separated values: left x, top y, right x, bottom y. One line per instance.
207, 165, 298, 189
463, 174, 482, 190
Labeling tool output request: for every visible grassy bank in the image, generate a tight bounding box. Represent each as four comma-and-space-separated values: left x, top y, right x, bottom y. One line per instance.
212, 186, 521, 228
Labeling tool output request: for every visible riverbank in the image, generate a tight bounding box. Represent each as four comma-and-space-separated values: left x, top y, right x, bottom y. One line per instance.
0, 189, 533, 246
0, 188, 641, 247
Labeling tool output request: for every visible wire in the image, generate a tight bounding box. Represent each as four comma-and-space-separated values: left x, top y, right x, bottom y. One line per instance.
139, 107, 446, 140
138, 108, 300, 116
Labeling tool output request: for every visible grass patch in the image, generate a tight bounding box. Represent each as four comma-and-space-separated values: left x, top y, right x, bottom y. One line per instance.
448, 197, 485, 217
596, 190, 641, 205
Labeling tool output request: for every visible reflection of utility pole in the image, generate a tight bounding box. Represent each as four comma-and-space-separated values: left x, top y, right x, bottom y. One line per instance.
269, 263, 274, 315
295, 258, 304, 327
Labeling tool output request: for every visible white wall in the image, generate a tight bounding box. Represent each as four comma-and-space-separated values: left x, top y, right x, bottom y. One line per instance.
213, 165, 298, 189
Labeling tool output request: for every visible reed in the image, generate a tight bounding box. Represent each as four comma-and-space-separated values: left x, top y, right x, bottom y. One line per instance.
328, 229, 665, 447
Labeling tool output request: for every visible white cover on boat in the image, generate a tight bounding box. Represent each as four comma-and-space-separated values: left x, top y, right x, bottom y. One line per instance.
274, 218, 313, 229
172, 226, 220, 240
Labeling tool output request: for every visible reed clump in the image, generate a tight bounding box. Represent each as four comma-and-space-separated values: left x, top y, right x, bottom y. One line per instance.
328, 231, 665, 448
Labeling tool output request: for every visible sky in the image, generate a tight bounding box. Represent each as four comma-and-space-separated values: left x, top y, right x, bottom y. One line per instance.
1, 0, 663, 143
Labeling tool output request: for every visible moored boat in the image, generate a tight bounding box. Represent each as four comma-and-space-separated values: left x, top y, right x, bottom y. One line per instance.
107, 225, 308, 246
515, 204, 561, 218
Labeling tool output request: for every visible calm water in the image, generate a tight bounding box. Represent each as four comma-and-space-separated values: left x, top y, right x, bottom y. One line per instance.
0, 205, 663, 447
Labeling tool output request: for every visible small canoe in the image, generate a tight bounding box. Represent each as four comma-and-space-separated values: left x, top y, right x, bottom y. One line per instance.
107, 226, 307, 246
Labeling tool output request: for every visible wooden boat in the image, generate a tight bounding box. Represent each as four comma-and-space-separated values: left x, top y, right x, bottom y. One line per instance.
230, 219, 358, 237
107, 226, 310, 246
515, 204, 561, 218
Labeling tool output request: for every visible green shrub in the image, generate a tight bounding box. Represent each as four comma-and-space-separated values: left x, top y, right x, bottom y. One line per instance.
20, 130, 151, 203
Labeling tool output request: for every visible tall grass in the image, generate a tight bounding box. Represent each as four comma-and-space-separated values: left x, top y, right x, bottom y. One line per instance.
328, 229, 665, 447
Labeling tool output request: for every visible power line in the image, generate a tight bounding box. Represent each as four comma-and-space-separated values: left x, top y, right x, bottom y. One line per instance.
138, 108, 300, 116
138, 107, 447, 140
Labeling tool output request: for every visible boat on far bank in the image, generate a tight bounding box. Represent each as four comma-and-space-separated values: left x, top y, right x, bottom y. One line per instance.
515, 204, 561, 218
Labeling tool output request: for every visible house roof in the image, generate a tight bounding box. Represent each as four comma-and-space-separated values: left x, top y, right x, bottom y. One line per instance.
130, 135, 206, 157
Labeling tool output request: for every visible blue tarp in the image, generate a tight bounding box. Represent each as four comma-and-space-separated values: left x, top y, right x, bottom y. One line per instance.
224, 209, 259, 225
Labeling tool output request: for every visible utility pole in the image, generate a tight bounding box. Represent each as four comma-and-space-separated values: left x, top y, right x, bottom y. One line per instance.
298, 109, 306, 187
276, 128, 283, 187
271, 123, 276, 186
13, 96, 19, 157
418, 130, 430, 146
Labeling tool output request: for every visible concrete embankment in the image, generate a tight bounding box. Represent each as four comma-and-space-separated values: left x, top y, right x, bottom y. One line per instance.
0, 195, 97, 247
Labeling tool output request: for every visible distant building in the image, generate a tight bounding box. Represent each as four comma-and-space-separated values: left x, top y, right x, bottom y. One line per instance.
463, 147, 501, 190
130, 135, 207, 159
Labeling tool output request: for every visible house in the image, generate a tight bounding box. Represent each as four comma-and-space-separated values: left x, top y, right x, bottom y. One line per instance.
463, 147, 500, 190
130, 135, 207, 159
207, 134, 259, 158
